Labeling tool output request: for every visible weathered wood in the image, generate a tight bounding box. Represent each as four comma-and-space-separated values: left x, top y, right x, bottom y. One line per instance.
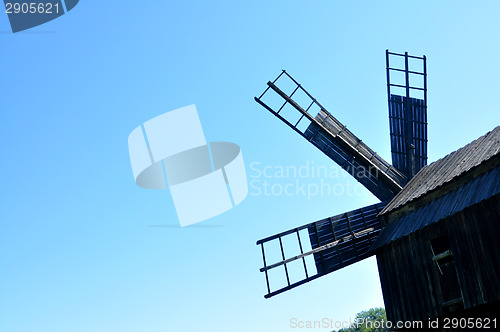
442, 298, 463, 307
389, 95, 427, 178
260, 227, 376, 273
258, 76, 408, 200
373, 154, 500, 250
377, 193, 500, 323
379, 126, 500, 217
432, 250, 451, 262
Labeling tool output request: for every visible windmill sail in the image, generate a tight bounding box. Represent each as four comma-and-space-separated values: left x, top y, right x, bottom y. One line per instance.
257, 201, 387, 298
254, 51, 427, 299
386, 51, 428, 179
388, 95, 427, 177
255, 70, 407, 201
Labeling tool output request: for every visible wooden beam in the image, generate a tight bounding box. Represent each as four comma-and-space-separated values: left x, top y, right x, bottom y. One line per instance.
259, 227, 377, 272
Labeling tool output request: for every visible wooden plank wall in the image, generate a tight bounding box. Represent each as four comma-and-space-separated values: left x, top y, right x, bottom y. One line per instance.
377, 194, 500, 323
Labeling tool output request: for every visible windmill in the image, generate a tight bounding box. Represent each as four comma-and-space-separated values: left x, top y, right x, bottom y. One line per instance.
254, 50, 428, 299
255, 51, 500, 325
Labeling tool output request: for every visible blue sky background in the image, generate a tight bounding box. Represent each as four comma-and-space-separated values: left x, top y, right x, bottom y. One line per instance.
1, 1, 499, 331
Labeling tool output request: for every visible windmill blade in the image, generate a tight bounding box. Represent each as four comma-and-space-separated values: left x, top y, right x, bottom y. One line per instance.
257, 201, 388, 298
386, 50, 428, 179
255, 71, 407, 201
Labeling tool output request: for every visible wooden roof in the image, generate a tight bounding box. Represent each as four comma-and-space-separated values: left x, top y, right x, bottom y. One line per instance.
380, 126, 500, 215
371, 126, 500, 250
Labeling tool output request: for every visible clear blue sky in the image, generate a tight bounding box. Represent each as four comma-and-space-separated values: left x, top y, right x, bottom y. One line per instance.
1, 1, 499, 331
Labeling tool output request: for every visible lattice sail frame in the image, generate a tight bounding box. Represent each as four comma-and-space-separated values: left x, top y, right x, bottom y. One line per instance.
386, 50, 428, 179
254, 51, 427, 299
257, 202, 388, 298
255, 70, 407, 201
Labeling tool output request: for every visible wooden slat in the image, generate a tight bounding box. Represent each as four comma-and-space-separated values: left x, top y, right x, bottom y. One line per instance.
257, 78, 407, 200
377, 194, 500, 322
257, 202, 387, 298
389, 95, 427, 179
260, 227, 376, 272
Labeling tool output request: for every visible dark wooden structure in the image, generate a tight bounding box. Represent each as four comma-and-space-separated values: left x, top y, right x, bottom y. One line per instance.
254, 51, 426, 298
372, 126, 500, 327
253, 50, 499, 329
386, 51, 428, 180
256, 202, 387, 298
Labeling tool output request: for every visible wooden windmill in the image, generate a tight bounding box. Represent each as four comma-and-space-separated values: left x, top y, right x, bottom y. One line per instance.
255, 51, 500, 325
254, 50, 427, 298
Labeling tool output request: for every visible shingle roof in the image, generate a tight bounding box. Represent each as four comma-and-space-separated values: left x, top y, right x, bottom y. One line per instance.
370, 126, 500, 251
371, 165, 500, 250
380, 126, 500, 215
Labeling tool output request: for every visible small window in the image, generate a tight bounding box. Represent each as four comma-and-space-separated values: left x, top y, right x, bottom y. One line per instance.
429, 235, 464, 313
430, 235, 453, 265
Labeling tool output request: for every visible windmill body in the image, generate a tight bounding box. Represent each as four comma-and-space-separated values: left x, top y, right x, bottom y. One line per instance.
372, 126, 500, 324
